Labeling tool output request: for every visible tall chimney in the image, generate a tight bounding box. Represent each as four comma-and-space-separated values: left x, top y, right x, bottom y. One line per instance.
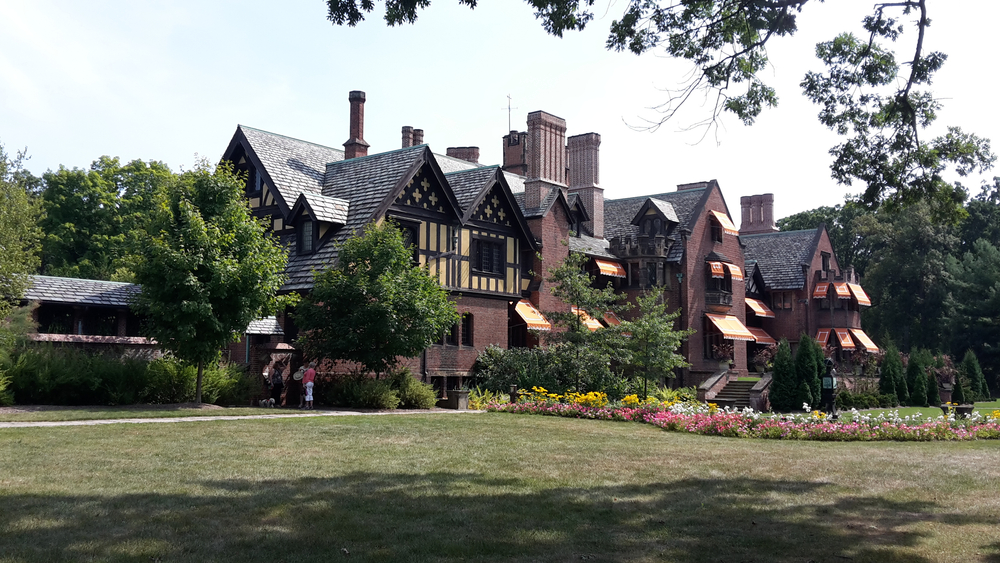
401, 126, 414, 148
524, 111, 566, 209
343, 91, 370, 159
567, 132, 603, 238
446, 147, 480, 164
412, 129, 424, 145
739, 193, 779, 235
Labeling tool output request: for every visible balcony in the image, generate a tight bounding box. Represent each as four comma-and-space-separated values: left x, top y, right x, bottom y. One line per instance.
705, 291, 732, 313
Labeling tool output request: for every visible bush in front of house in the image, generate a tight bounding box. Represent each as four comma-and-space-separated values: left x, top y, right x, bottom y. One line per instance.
835, 390, 899, 410
1, 343, 252, 406
315, 367, 438, 410
391, 367, 438, 409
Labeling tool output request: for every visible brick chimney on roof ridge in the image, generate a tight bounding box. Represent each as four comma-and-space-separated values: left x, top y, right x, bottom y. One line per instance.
502, 130, 528, 176
401, 126, 414, 148
567, 132, 603, 238
343, 91, 370, 159
739, 193, 779, 235
524, 111, 567, 210
446, 147, 480, 164
413, 129, 424, 145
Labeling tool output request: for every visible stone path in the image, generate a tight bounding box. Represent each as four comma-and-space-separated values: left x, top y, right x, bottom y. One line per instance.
0, 409, 482, 429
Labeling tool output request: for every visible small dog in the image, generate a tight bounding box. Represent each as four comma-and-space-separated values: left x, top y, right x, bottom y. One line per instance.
258, 398, 276, 408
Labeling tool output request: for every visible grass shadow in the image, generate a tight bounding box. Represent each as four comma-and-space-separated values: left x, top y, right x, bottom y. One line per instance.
1, 473, 994, 562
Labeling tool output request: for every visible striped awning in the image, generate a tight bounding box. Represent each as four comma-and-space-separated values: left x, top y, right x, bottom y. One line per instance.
745, 298, 775, 318
815, 328, 832, 345
708, 261, 725, 279
848, 283, 871, 306
514, 300, 551, 331
850, 328, 879, 352
833, 282, 852, 299
724, 263, 743, 281
813, 282, 830, 299
709, 210, 740, 236
706, 313, 756, 342
834, 328, 855, 350
747, 326, 776, 345
572, 306, 603, 332
594, 259, 626, 278
602, 311, 622, 326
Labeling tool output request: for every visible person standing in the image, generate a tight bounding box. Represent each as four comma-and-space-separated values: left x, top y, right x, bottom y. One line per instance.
303, 361, 317, 410
270, 360, 286, 407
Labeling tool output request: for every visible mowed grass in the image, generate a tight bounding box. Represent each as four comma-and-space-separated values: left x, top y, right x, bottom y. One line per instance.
1, 413, 999, 563
843, 399, 1000, 420
0, 405, 269, 423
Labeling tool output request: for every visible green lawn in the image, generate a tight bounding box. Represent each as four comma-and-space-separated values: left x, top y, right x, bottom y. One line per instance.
843, 399, 1000, 420
0, 405, 270, 423
2, 413, 999, 562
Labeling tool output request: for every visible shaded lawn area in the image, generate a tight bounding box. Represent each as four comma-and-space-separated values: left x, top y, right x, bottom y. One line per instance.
0, 404, 271, 423
1, 414, 999, 563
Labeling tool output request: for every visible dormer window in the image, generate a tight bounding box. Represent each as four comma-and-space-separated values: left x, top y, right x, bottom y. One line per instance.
298, 219, 315, 255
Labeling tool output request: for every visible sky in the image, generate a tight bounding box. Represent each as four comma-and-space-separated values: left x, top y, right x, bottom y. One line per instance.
1, 0, 997, 222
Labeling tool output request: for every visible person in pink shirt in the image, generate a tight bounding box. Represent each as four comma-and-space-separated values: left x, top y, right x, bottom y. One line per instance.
302, 361, 317, 410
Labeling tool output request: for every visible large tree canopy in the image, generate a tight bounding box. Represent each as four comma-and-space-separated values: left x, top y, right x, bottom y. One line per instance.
324, 0, 993, 217
0, 142, 42, 317
131, 163, 287, 403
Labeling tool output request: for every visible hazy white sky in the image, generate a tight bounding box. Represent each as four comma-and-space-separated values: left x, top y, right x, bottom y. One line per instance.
1, 0, 996, 221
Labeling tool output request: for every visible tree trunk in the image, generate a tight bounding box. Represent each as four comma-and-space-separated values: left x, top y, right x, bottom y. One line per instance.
196, 360, 204, 404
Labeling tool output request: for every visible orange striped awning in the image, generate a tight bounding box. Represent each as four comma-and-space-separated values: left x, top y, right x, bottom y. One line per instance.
709, 210, 740, 236
848, 283, 871, 306
850, 329, 879, 352
602, 311, 622, 326
724, 263, 743, 281
745, 298, 775, 318
747, 326, 777, 345
572, 306, 603, 332
833, 282, 851, 299
705, 313, 756, 342
708, 261, 725, 279
815, 328, 832, 345
813, 282, 830, 299
833, 328, 855, 350
514, 300, 551, 331
594, 259, 626, 278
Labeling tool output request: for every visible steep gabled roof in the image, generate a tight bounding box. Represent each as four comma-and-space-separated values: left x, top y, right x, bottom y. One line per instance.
289, 192, 350, 225
569, 234, 615, 259
24, 275, 139, 307
604, 188, 709, 262
741, 228, 824, 290
445, 166, 500, 212
230, 126, 345, 215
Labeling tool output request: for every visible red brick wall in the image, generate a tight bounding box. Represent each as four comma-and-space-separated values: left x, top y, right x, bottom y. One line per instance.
527, 200, 572, 320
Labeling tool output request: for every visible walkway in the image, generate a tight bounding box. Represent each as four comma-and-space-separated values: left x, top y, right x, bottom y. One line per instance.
0, 409, 482, 429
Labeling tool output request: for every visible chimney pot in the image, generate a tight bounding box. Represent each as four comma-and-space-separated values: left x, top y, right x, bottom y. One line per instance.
401, 126, 414, 148
567, 132, 603, 238
413, 129, 424, 145
446, 147, 480, 164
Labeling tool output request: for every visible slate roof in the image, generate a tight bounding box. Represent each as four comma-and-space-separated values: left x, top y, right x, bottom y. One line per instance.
569, 234, 615, 259
281, 145, 429, 291
301, 192, 349, 224
435, 153, 482, 174
648, 198, 680, 223
239, 126, 344, 209
740, 229, 821, 290
24, 275, 139, 307
245, 316, 284, 335
604, 188, 708, 262
445, 166, 500, 212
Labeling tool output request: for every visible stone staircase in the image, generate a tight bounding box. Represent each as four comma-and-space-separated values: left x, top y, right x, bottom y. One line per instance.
710, 379, 756, 410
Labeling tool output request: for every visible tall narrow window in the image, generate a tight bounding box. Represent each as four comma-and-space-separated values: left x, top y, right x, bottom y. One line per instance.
398, 222, 420, 265
461, 314, 473, 346
446, 322, 458, 345
474, 239, 504, 275
298, 220, 314, 254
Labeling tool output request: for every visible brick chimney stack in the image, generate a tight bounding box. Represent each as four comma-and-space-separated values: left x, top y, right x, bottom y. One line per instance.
739, 193, 778, 235
446, 147, 480, 164
567, 132, 603, 238
413, 129, 424, 145
524, 111, 567, 209
343, 91, 370, 159
401, 126, 414, 148
502, 130, 528, 176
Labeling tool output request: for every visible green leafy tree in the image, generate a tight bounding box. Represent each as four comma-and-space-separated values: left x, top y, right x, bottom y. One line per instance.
295, 220, 459, 378
324, 0, 994, 216
945, 239, 1000, 385
131, 163, 287, 403
769, 338, 796, 412
926, 368, 940, 406
957, 349, 988, 403
778, 203, 876, 276
0, 142, 42, 318
40, 157, 172, 281
905, 349, 933, 406
544, 252, 630, 393
879, 342, 905, 404
958, 179, 1000, 254
794, 335, 820, 407
951, 369, 966, 405
620, 291, 694, 398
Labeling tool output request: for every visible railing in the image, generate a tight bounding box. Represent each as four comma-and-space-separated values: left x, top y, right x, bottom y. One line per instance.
705, 291, 732, 312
